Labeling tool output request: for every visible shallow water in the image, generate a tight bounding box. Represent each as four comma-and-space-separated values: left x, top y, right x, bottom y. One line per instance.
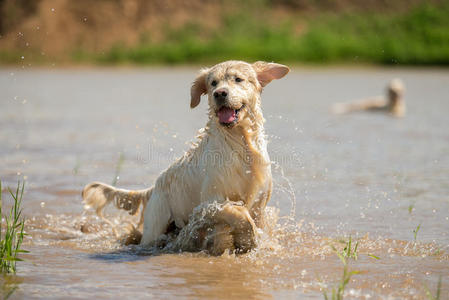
1, 67, 448, 299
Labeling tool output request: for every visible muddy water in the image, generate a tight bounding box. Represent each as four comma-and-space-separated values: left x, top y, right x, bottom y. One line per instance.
1, 67, 448, 299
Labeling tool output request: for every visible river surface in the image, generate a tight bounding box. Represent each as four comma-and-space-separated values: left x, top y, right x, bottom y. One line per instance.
0, 67, 448, 299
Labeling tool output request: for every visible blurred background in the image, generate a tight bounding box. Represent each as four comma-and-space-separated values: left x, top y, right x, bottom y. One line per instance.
1, 0, 449, 66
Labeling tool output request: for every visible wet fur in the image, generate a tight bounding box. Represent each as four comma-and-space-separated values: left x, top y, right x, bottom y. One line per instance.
82, 60, 289, 255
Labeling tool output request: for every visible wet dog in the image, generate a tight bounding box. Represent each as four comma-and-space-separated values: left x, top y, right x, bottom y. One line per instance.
332, 78, 405, 118
82, 60, 289, 255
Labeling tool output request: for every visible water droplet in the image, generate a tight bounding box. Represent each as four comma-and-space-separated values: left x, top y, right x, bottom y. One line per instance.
40, 202, 46, 208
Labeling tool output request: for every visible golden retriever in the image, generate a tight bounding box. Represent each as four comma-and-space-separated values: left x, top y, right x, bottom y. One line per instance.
82, 60, 289, 255
332, 78, 405, 117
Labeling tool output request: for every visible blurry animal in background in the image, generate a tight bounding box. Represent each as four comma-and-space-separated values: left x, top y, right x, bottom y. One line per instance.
82, 60, 289, 255
332, 78, 405, 117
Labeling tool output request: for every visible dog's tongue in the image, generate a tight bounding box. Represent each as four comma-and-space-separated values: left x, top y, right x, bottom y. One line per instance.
217, 107, 236, 123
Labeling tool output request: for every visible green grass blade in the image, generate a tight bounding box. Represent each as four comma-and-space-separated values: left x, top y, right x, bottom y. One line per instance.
0, 180, 27, 274
15, 249, 30, 253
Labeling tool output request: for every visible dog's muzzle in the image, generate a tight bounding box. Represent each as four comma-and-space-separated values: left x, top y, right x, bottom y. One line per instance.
216, 104, 245, 127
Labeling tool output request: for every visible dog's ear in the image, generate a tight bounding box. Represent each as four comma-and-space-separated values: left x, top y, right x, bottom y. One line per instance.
190, 68, 209, 108
252, 61, 290, 87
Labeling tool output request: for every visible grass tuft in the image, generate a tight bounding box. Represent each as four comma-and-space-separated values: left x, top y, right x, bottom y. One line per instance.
340, 236, 359, 260
413, 223, 421, 242
323, 239, 360, 300
323, 265, 360, 300
0, 181, 28, 274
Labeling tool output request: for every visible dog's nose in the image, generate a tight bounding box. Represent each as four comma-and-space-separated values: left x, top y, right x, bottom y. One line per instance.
214, 88, 228, 101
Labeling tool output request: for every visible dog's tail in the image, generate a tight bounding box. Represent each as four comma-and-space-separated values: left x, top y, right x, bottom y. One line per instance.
82, 182, 152, 237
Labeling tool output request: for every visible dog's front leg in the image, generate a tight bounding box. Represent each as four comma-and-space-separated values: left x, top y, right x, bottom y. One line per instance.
248, 185, 272, 229
214, 202, 258, 253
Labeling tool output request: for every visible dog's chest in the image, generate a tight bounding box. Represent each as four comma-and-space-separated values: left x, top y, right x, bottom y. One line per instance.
203, 132, 271, 202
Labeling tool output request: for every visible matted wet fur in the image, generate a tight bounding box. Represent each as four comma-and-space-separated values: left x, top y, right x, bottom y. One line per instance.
82, 60, 289, 255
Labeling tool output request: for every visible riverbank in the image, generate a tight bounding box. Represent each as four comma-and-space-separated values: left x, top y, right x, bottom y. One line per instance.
1, 1, 448, 66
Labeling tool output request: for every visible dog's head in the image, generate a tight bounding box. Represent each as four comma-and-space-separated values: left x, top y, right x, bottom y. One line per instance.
190, 61, 289, 128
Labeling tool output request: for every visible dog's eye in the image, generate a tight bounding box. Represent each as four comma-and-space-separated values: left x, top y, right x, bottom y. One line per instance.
235, 77, 243, 83
211, 80, 217, 87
